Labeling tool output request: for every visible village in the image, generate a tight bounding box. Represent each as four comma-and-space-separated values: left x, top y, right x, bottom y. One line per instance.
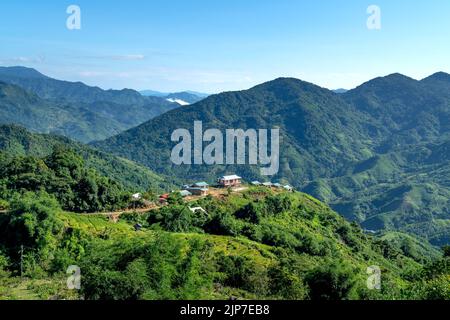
153, 174, 293, 204
108, 174, 295, 225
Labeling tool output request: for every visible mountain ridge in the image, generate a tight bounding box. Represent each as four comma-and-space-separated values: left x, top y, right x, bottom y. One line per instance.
93, 72, 450, 246
0, 66, 180, 142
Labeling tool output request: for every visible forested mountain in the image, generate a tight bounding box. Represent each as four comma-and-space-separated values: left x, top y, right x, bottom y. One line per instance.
95, 77, 374, 181
0, 125, 170, 192
0, 82, 124, 142
94, 73, 450, 246
0, 67, 179, 142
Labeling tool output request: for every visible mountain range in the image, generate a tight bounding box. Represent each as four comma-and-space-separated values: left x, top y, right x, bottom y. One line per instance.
93, 73, 450, 246
0, 67, 180, 142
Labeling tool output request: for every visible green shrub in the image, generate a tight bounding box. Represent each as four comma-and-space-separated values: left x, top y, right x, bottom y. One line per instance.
235, 203, 263, 224
268, 262, 308, 299
217, 254, 268, 294
265, 195, 292, 215
81, 234, 213, 300
204, 212, 243, 236
5, 191, 64, 269
0, 199, 8, 210
305, 261, 358, 300
442, 245, 450, 258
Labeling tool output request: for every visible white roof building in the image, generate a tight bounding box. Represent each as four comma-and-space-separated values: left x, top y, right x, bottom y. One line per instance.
132, 193, 142, 200
219, 175, 242, 181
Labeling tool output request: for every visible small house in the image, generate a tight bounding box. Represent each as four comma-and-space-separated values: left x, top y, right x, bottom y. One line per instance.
189, 206, 208, 215
273, 183, 282, 188
159, 193, 169, 204
283, 185, 293, 192
251, 181, 261, 186
187, 187, 208, 196
262, 182, 272, 187
218, 175, 242, 188
132, 193, 142, 200
192, 181, 209, 188
179, 190, 192, 197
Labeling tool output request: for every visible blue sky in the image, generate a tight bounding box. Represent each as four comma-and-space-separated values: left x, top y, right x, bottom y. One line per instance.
1, 0, 449, 93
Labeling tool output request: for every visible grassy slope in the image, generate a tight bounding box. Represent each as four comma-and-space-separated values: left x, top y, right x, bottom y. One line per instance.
0, 188, 424, 300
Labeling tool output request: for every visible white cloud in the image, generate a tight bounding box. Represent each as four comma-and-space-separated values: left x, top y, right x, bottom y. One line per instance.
5, 56, 46, 63
166, 98, 190, 106
109, 54, 145, 61
82, 54, 146, 61
78, 71, 137, 78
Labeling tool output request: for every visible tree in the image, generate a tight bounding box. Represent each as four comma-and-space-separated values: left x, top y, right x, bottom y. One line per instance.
442, 245, 450, 258
5, 191, 64, 270
45, 148, 83, 181
0, 251, 10, 278
73, 171, 100, 212
305, 261, 358, 300
0, 149, 129, 213
268, 260, 308, 299
167, 192, 184, 205
143, 189, 158, 202
235, 203, 263, 224
265, 195, 292, 214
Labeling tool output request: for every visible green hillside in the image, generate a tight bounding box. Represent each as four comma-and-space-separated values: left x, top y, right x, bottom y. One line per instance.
0, 186, 448, 300
0, 82, 125, 143
0, 138, 447, 300
0, 125, 170, 192
305, 143, 450, 246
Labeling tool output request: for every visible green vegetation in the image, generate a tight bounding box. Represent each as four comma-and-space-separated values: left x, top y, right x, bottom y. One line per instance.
0, 125, 172, 191
1, 186, 447, 300
0, 148, 130, 213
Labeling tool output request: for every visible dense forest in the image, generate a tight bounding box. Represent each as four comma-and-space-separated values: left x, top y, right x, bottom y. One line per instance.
0, 148, 130, 213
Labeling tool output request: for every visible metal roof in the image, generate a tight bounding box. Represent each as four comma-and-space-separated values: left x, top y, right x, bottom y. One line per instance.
219, 175, 242, 180
193, 181, 209, 187
179, 190, 192, 196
